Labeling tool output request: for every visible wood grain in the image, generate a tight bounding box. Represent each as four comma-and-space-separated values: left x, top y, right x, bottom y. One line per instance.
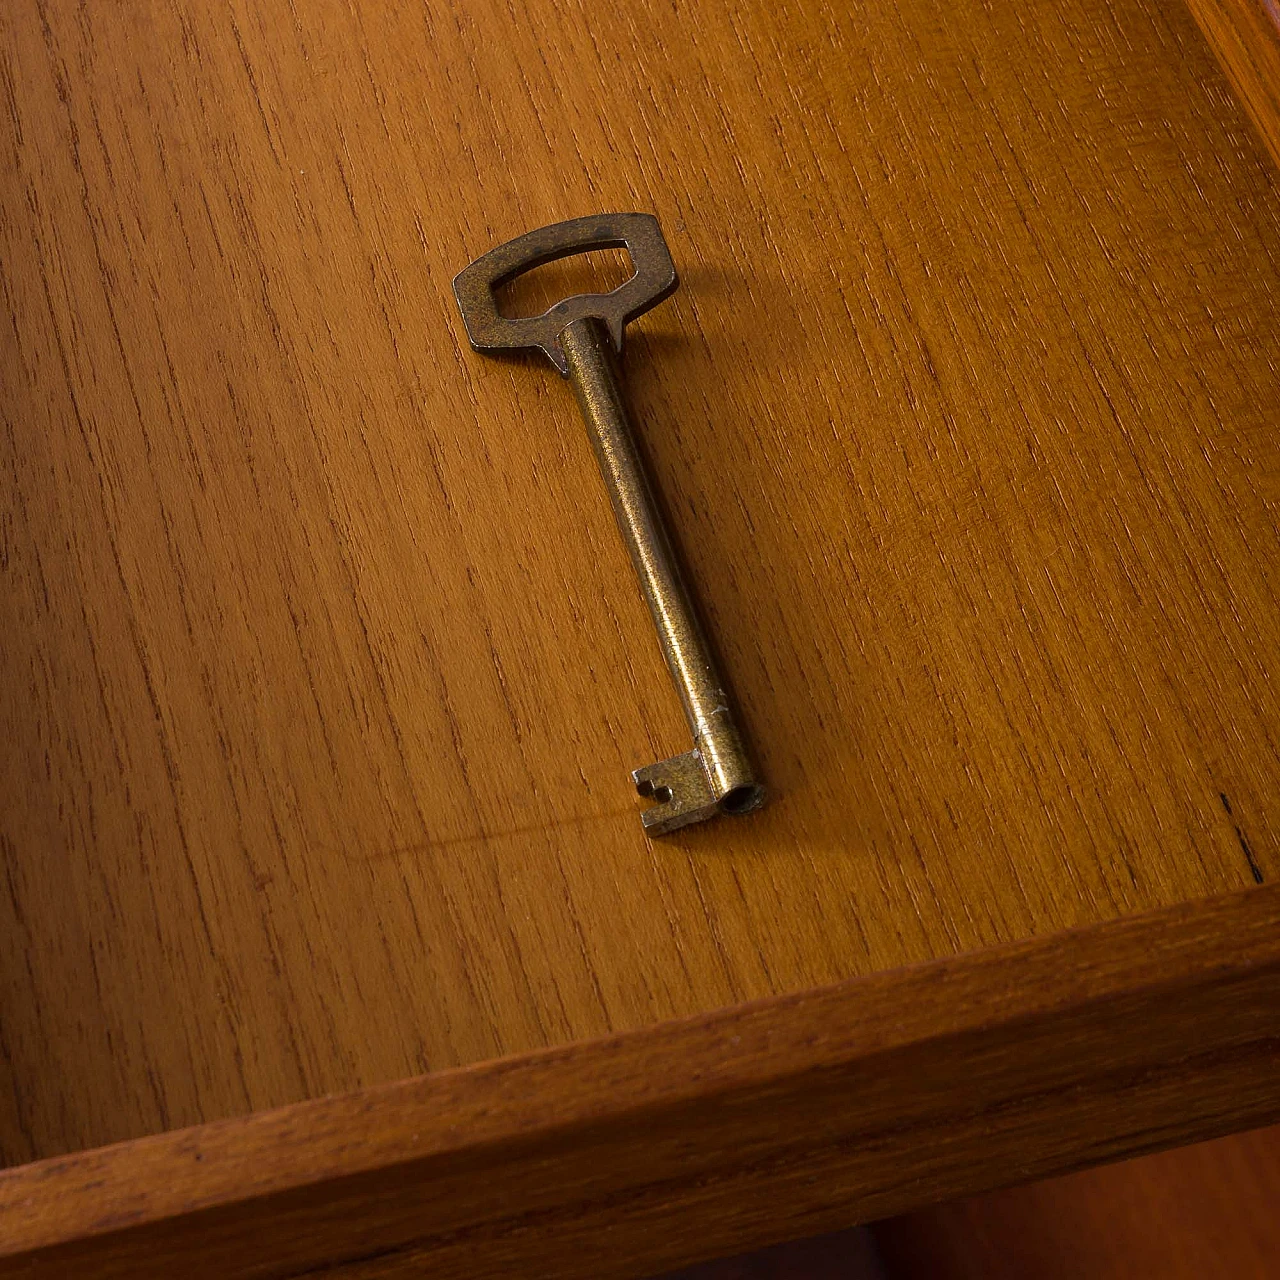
3, 0, 1280, 1168
676, 1121, 1280, 1279
875, 1122, 1280, 1280
1, 884, 1278, 1280
1185, 0, 1280, 169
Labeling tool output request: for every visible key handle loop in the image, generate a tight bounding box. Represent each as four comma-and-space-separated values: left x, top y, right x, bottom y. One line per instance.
452, 213, 678, 375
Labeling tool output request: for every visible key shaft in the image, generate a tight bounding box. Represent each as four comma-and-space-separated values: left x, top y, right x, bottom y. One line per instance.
561, 317, 761, 833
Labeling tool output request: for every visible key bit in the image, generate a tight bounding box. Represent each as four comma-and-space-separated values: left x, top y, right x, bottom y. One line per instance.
454, 213, 764, 835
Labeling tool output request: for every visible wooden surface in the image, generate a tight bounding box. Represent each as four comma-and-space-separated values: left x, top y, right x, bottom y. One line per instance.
4, 0, 1280, 1170
2, 884, 1279, 1279
875, 1122, 1280, 1280
1185, 0, 1280, 169
659, 1122, 1280, 1280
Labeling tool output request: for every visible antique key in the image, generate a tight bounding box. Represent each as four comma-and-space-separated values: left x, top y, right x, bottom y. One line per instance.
454, 213, 764, 835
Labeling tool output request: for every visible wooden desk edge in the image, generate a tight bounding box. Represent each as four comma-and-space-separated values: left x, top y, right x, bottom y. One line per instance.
1186, 0, 1280, 171
2, 881, 1278, 1279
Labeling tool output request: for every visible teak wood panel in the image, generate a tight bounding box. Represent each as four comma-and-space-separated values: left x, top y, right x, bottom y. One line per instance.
2, 885, 1279, 1280
3, 0, 1280, 1167
1185, 0, 1280, 170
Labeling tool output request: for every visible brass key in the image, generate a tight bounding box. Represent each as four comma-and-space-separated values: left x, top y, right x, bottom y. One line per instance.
453, 213, 764, 835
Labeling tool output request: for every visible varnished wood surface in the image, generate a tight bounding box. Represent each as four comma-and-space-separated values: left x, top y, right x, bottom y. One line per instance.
660, 1122, 1280, 1279
1185, 0, 1280, 168
3, 0, 1280, 1167
2, 884, 1278, 1279
875, 1122, 1280, 1280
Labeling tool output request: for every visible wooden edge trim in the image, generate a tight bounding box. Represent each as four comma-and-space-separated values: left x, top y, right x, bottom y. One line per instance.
2, 882, 1279, 1279
1185, 0, 1280, 169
